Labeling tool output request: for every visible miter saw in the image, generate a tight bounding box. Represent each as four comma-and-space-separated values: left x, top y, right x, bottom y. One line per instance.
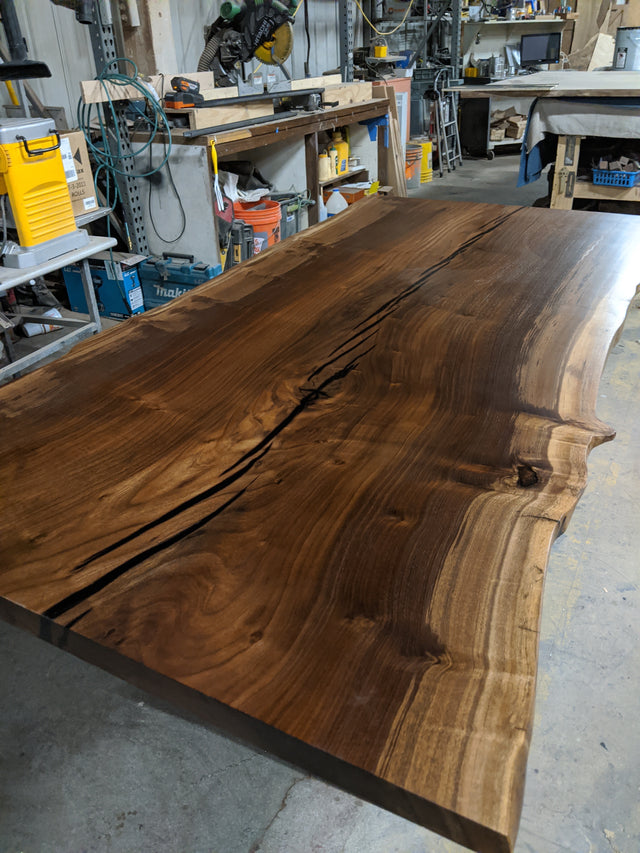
197, 0, 296, 87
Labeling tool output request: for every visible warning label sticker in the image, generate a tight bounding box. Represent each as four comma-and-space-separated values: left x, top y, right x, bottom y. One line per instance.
128, 286, 144, 312
60, 137, 78, 183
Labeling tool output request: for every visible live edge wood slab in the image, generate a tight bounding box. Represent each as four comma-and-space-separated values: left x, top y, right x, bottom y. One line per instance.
1, 198, 638, 852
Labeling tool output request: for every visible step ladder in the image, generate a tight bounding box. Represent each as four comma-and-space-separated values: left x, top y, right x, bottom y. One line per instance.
434, 89, 462, 177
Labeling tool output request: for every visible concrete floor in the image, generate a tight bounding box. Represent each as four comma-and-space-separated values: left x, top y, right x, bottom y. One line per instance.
411, 153, 547, 207
2, 156, 639, 853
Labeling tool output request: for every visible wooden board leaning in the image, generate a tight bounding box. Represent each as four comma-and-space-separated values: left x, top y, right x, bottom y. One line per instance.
1, 198, 639, 852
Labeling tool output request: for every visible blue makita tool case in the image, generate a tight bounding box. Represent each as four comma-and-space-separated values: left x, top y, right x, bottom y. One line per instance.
139, 253, 222, 310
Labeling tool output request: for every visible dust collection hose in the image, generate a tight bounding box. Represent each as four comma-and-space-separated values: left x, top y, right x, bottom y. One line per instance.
197, 29, 225, 72
0, 0, 28, 62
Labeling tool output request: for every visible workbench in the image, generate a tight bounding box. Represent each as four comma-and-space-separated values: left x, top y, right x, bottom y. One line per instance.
551, 133, 640, 208
455, 70, 640, 99
192, 99, 392, 223
140, 99, 391, 266
2, 198, 639, 853
454, 71, 640, 208
0, 234, 117, 383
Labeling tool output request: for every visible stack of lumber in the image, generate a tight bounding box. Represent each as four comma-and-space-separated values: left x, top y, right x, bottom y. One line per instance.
169, 79, 376, 132
82, 72, 345, 104
490, 107, 527, 141
505, 115, 527, 139
373, 86, 408, 197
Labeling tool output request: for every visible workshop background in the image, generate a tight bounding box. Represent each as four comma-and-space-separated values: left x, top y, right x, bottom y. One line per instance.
0, 0, 639, 852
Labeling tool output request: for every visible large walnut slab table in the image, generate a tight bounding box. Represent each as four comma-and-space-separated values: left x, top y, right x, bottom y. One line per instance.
1, 198, 638, 852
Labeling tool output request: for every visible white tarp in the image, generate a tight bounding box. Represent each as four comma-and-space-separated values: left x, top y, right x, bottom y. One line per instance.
526, 99, 640, 152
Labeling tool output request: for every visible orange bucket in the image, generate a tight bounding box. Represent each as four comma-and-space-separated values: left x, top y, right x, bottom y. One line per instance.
405, 146, 422, 189
233, 200, 281, 254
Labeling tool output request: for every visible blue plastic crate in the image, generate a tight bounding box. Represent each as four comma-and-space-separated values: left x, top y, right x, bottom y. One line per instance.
592, 168, 640, 188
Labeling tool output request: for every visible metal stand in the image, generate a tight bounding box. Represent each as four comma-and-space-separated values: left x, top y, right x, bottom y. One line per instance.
2, 229, 89, 269
0, 235, 116, 382
339, 0, 354, 83
449, 0, 462, 83
408, 0, 462, 79
87, 1, 149, 254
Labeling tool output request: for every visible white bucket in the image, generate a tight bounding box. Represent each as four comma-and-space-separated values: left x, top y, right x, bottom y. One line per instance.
614, 27, 640, 70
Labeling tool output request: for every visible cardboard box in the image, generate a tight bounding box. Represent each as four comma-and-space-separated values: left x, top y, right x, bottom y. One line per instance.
62, 252, 146, 320
490, 107, 516, 125
60, 130, 98, 217
323, 183, 370, 205
506, 121, 527, 139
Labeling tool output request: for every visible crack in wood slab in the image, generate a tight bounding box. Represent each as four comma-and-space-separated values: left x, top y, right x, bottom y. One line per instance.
44, 487, 250, 621
50, 350, 372, 624
48, 210, 523, 621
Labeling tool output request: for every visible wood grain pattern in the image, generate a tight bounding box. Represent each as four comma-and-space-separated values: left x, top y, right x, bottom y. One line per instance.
1, 198, 639, 852
164, 101, 274, 131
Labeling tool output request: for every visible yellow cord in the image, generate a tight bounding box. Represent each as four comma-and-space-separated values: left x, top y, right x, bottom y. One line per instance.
4, 80, 18, 107
353, 0, 416, 36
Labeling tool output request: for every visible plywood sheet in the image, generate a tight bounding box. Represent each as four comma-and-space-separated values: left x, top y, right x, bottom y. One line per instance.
565, 31, 615, 70
291, 74, 343, 90
165, 101, 274, 130
80, 72, 225, 104
457, 69, 640, 98
323, 81, 374, 105
1, 199, 639, 852
373, 87, 407, 196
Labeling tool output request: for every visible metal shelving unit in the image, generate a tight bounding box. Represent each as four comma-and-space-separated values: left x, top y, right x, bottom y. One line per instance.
353, 0, 463, 141
87, 0, 149, 254
357, 0, 462, 80
319, 167, 369, 188
339, 0, 355, 82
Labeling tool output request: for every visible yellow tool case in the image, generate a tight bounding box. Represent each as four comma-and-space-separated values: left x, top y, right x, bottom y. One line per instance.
0, 117, 88, 268
0, 117, 76, 246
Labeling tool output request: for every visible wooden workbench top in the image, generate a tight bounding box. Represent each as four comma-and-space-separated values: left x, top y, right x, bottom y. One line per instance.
131, 99, 390, 156
454, 69, 640, 98
1, 198, 639, 852
169, 99, 389, 154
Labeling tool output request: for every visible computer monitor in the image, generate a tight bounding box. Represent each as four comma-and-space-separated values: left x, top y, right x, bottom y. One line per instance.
519, 32, 561, 67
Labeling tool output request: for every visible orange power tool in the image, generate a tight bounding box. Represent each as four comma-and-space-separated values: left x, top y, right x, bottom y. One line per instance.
164, 77, 204, 109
